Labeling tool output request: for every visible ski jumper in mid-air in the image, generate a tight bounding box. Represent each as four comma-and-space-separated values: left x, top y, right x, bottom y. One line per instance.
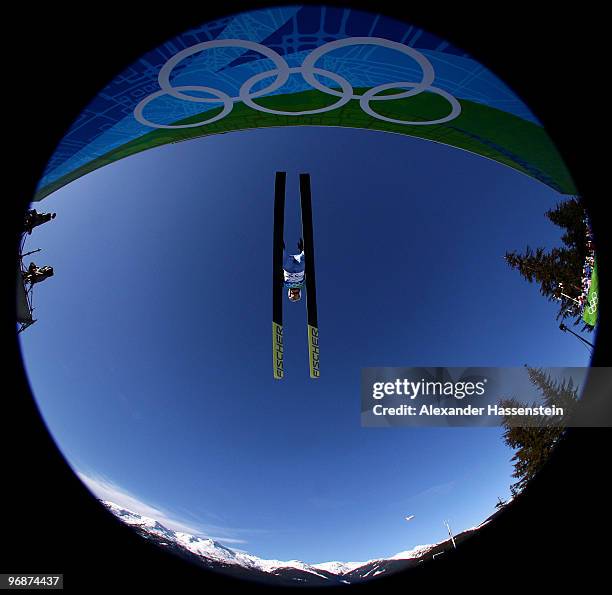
283, 238, 305, 302
273, 171, 319, 379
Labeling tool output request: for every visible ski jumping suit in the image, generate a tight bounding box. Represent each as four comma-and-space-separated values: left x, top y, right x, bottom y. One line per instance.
283, 251, 305, 289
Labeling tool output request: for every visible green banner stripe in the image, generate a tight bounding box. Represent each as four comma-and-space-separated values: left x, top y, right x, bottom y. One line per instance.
583, 258, 598, 326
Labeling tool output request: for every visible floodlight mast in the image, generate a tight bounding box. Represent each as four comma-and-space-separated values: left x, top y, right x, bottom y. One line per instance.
559, 322, 595, 351
557, 291, 581, 305
444, 520, 457, 549
22, 248, 41, 258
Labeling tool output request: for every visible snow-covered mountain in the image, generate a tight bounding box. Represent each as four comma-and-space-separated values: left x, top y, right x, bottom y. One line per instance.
311, 560, 364, 575
101, 500, 488, 585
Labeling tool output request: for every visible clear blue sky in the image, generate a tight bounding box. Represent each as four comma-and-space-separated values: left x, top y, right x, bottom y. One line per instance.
19, 126, 591, 564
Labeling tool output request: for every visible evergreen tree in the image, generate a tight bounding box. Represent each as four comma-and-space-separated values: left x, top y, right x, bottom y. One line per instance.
500, 366, 578, 496
546, 198, 588, 255
504, 196, 592, 331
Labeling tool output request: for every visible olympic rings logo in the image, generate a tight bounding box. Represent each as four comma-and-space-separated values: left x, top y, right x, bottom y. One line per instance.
134, 37, 461, 129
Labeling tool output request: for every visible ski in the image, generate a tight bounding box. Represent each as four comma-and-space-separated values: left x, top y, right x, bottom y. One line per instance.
272, 171, 286, 379
299, 173, 320, 378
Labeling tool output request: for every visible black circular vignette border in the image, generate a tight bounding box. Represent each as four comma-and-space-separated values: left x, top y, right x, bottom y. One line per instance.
3, 2, 609, 591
